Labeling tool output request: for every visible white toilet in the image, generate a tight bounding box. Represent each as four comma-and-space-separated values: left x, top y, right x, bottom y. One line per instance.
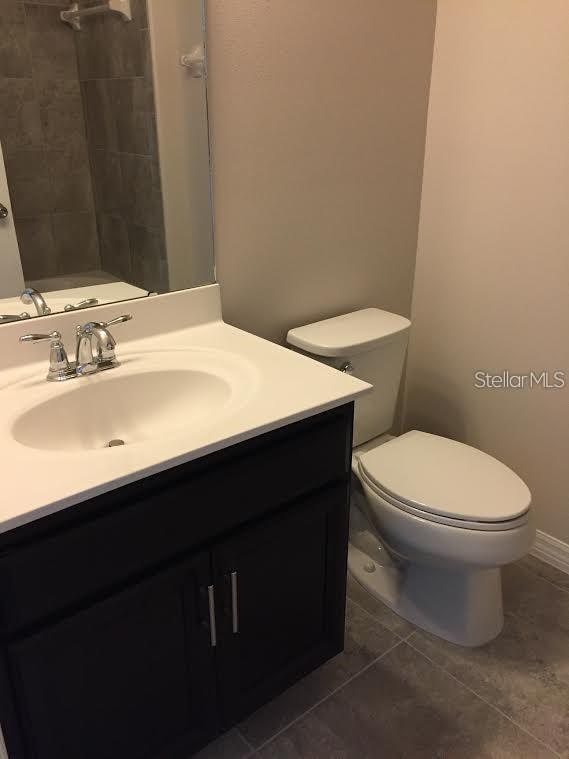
287, 309, 534, 647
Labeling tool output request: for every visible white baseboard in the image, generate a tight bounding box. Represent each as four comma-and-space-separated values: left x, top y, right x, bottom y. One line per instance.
531, 530, 569, 576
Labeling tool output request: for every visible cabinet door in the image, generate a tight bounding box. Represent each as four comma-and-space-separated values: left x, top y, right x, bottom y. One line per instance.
213, 484, 349, 725
5, 554, 217, 759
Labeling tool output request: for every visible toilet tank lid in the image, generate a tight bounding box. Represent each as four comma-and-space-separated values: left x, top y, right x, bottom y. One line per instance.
287, 309, 411, 357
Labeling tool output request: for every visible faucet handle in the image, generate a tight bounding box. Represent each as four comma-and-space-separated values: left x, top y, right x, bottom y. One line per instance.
102, 314, 133, 328
20, 332, 76, 382
20, 331, 61, 344
75, 314, 132, 338
64, 298, 99, 312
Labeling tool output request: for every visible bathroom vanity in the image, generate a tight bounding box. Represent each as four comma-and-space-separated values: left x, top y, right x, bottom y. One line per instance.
0, 286, 369, 759
0, 0, 371, 753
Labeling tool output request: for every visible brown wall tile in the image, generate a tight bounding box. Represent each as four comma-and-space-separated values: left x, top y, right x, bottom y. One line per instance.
24, 3, 79, 80
128, 223, 167, 292
98, 212, 132, 280
90, 148, 123, 213
46, 146, 95, 213
82, 78, 154, 156
0, 78, 42, 153
0, 0, 32, 78
4, 149, 52, 218
130, 0, 148, 31
16, 216, 57, 280
113, 77, 154, 155
52, 211, 100, 273
76, 13, 144, 80
38, 79, 87, 150
82, 79, 118, 151
120, 153, 163, 228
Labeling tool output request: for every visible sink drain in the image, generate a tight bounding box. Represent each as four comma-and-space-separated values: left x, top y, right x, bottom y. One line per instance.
107, 439, 125, 448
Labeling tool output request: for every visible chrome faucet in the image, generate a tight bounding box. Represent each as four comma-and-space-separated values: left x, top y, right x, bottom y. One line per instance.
0, 312, 31, 324
20, 314, 133, 382
21, 288, 51, 316
75, 315, 132, 376
19, 332, 76, 382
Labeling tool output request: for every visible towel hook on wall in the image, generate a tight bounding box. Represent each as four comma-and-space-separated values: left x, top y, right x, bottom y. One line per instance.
180, 44, 206, 79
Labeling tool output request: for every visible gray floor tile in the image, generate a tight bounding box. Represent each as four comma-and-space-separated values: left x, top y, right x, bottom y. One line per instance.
409, 562, 569, 755
193, 729, 253, 759
239, 599, 399, 748
258, 643, 555, 759
347, 573, 415, 637
520, 555, 569, 593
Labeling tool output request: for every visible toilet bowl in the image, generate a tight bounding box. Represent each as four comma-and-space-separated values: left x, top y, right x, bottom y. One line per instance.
287, 309, 534, 647
350, 431, 532, 645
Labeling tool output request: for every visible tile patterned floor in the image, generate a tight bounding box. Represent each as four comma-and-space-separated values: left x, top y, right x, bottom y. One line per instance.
196, 557, 569, 758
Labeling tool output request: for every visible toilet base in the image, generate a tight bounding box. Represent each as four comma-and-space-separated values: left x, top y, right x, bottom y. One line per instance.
348, 538, 504, 647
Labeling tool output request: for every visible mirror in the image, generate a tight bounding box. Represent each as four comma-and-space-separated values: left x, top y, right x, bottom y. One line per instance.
0, 0, 214, 323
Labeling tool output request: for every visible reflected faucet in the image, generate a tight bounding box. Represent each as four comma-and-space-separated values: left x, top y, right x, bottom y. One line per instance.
21, 288, 51, 317
0, 312, 31, 324
64, 298, 99, 312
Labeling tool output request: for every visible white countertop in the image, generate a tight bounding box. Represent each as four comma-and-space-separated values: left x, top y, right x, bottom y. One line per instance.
0, 286, 370, 534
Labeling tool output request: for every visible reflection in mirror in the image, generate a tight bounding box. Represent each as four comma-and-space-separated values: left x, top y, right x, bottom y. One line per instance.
0, 0, 214, 323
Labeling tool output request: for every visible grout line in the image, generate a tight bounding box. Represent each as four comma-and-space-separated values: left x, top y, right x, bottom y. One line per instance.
79, 75, 147, 83
346, 595, 407, 641
236, 728, 257, 755
518, 562, 569, 598
346, 589, 418, 642
253, 638, 405, 753
405, 637, 563, 758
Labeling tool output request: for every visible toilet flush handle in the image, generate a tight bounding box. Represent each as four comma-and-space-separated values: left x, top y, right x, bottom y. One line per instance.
340, 361, 354, 375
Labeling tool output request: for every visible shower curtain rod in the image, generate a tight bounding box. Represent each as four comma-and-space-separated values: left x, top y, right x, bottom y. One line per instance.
60, 0, 132, 31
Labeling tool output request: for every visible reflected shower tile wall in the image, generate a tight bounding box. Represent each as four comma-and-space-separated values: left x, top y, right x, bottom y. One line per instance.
77, 0, 168, 292
0, 1, 31, 78
0, 0, 100, 281
0, 0, 166, 290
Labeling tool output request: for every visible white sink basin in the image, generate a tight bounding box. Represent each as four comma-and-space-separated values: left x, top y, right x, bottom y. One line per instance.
10, 349, 258, 452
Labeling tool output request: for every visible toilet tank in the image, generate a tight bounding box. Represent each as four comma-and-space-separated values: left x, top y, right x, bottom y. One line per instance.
287, 309, 411, 446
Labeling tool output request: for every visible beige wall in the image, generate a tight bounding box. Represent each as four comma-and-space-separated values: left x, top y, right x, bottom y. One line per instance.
404, 0, 569, 542
207, 0, 437, 343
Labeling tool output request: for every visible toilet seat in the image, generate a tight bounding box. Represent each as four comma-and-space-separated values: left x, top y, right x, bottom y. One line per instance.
357, 430, 531, 532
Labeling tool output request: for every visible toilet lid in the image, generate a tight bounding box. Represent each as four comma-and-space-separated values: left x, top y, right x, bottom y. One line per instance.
358, 431, 531, 523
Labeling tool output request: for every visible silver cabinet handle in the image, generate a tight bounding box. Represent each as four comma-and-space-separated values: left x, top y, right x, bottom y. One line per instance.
207, 585, 217, 647
0, 203, 8, 220
230, 571, 239, 634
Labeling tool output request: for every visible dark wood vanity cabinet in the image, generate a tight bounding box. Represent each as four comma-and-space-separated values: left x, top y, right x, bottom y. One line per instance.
0, 404, 353, 759
213, 485, 349, 726
5, 554, 217, 759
